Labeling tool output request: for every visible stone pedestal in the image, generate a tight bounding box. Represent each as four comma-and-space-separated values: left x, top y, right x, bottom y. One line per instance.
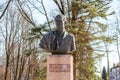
47, 55, 73, 80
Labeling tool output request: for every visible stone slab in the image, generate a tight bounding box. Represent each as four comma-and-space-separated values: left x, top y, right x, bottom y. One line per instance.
47, 55, 73, 80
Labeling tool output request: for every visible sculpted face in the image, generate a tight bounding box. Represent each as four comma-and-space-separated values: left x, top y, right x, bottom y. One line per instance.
55, 15, 65, 32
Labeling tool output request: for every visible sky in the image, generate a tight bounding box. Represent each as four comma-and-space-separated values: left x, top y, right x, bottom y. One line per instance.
32, 0, 58, 25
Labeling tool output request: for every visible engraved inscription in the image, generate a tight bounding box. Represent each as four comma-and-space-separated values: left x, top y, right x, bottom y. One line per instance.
49, 64, 70, 72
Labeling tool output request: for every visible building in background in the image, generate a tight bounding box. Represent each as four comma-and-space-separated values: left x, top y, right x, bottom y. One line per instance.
110, 64, 120, 80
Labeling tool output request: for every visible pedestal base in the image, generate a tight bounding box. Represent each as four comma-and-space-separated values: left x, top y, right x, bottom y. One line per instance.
47, 55, 73, 80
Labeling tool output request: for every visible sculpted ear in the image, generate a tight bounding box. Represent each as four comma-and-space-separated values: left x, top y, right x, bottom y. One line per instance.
63, 15, 67, 24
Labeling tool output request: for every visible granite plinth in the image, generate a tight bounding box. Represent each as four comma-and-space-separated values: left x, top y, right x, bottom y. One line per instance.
47, 55, 73, 80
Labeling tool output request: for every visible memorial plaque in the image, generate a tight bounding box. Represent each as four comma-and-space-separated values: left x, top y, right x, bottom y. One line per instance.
49, 64, 70, 72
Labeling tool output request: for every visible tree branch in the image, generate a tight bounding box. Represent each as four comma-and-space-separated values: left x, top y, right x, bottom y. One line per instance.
17, 0, 43, 35
0, 0, 12, 19
60, 0, 65, 15
53, 0, 64, 15
41, 0, 51, 31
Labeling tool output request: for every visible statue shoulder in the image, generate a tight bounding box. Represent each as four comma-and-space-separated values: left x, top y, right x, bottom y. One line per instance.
67, 33, 75, 38
43, 31, 55, 37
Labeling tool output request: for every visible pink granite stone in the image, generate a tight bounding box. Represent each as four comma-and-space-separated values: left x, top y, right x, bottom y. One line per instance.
47, 55, 73, 80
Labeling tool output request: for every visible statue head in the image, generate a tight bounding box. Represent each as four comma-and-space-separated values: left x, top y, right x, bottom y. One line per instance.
55, 14, 66, 32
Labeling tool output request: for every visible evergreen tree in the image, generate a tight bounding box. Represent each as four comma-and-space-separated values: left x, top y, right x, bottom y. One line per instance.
102, 66, 107, 80
53, 0, 114, 80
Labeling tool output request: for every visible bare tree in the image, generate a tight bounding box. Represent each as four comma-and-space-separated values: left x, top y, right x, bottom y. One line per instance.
0, 4, 41, 79
104, 41, 110, 80
0, 0, 51, 79
16, 0, 52, 32
102, 36, 114, 80
115, 17, 120, 62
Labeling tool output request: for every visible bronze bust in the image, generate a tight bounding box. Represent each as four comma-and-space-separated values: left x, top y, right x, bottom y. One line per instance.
39, 14, 76, 54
